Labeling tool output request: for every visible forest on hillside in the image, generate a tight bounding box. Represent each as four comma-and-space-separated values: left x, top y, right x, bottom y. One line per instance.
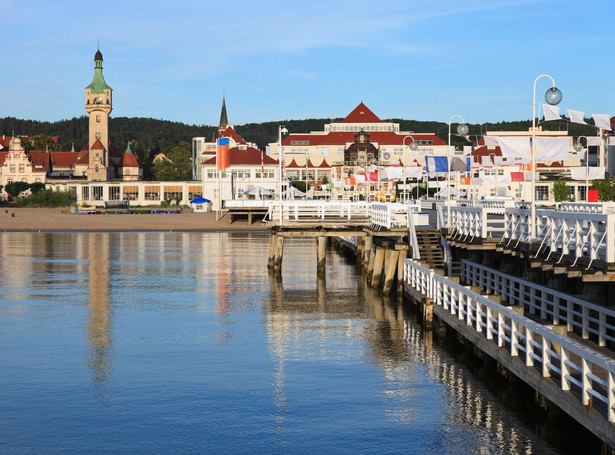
0, 115, 602, 152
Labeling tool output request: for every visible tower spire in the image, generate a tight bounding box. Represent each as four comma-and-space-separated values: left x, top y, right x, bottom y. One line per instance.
218, 94, 228, 132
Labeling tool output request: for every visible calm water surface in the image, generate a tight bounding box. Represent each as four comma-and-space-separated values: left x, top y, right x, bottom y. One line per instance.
0, 232, 560, 454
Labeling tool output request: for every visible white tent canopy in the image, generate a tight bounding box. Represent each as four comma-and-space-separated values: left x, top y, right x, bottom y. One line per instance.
434, 186, 466, 198
244, 186, 274, 197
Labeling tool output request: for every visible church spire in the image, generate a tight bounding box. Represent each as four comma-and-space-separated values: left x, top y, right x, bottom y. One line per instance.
218, 95, 228, 132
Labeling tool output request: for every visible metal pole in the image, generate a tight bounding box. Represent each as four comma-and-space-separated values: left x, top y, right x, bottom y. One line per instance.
278, 126, 283, 226
531, 74, 556, 240
447, 115, 465, 227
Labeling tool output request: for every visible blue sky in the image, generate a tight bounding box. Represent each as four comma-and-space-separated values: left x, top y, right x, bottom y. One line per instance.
1, 0, 614, 127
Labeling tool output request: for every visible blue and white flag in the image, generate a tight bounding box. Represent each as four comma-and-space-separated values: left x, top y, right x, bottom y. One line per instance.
425, 156, 448, 173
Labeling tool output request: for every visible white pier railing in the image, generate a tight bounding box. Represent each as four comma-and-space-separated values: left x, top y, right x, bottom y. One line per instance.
404, 258, 615, 424
460, 260, 615, 347
439, 205, 506, 240
265, 201, 371, 223
369, 203, 422, 229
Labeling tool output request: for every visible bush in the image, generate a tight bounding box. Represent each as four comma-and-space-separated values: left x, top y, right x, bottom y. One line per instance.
16, 190, 75, 207
552, 180, 570, 202
29, 182, 46, 194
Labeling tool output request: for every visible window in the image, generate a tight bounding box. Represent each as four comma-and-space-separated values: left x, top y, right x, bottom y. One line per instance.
92, 186, 103, 200
290, 140, 309, 145
96, 115, 100, 123
535, 185, 549, 201
35, 178, 41, 183
321, 148, 330, 156
188, 186, 202, 200
164, 187, 183, 201
7, 178, 13, 184
256, 169, 275, 179
21, 178, 27, 182
10, 164, 15, 173
122, 186, 139, 201
82, 186, 90, 200
231, 169, 250, 179
109, 186, 120, 200
19, 164, 24, 173
145, 186, 160, 201
206, 169, 217, 179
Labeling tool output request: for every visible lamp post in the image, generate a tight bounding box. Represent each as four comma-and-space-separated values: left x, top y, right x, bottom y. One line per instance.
402, 135, 419, 204
447, 115, 469, 228
573, 136, 589, 201
531, 75, 562, 239
278, 125, 288, 225
482, 153, 495, 199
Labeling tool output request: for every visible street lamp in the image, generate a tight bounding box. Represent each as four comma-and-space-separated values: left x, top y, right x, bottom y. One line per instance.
278, 125, 288, 225
573, 136, 589, 202
402, 135, 419, 204
531, 75, 562, 239
447, 115, 469, 228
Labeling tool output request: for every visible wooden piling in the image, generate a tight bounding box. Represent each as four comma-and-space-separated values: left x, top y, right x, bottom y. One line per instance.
317, 236, 327, 276
371, 247, 386, 288
273, 235, 284, 274
267, 235, 277, 269
367, 243, 377, 279
382, 249, 400, 294
363, 236, 373, 267
397, 248, 407, 293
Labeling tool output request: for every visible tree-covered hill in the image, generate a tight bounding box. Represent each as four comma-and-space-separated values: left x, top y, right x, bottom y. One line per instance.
0, 115, 601, 151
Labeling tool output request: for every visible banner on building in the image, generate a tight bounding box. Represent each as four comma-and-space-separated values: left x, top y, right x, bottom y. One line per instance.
216, 137, 230, 171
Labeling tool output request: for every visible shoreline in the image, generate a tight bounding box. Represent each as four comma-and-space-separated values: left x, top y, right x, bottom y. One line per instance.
0, 208, 270, 233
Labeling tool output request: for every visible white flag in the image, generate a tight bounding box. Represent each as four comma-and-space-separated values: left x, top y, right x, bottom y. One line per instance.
593, 114, 612, 130
463, 146, 473, 156
570, 167, 606, 180
567, 109, 587, 125
542, 104, 561, 121
609, 137, 615, 146
587, 136, 602, 146
535, 137, 572, 161
497, 137, 531, 161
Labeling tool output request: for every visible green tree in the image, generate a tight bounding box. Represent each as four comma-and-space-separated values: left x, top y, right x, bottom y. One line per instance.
591, 177, 615, 201
321, 175, 329, 185
29, 182, 46, 194
152, 146, 193, 181
32, 134, 59, 151
5, 181, 30, 198
552, 180, 570, 202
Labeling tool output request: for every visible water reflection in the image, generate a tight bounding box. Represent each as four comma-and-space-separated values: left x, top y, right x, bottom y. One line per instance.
264, 237, 556, 454
85, 233, 112, 394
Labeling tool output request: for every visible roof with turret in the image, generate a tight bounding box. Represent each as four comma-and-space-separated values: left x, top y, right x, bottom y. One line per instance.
85, 49, 112, 94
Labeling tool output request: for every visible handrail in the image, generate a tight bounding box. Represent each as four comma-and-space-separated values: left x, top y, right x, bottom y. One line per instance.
460, 259, 615, 347
405, 258, 615, 424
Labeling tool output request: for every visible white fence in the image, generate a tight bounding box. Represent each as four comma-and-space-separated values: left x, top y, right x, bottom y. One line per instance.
265, 201, 371, 222
460, 260, 615, 347
404, 258, 615, 424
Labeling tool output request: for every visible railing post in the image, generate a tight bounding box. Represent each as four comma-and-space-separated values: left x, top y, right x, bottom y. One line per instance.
609, 369, 615, 422
561, 347, 570, 391
510, 320, 518, 356
497, 311, 504, 348
582, 357, 590, 405
541, 336, 550, 377
526, 327, 533, 367
486, 307, 493, 340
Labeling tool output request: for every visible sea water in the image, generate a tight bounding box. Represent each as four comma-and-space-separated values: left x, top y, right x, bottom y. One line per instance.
0, 232, 570, 453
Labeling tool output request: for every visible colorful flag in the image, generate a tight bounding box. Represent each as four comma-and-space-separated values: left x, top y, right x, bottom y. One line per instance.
217, 137, 230, 170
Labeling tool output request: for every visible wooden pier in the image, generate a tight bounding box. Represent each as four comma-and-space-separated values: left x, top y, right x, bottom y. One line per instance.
264, 199, 615, 450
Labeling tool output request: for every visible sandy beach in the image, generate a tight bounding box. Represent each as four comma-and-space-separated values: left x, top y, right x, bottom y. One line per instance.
0, 208, 269, 232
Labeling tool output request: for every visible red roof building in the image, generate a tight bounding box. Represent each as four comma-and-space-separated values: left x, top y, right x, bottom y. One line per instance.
268, 102, 448, 180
